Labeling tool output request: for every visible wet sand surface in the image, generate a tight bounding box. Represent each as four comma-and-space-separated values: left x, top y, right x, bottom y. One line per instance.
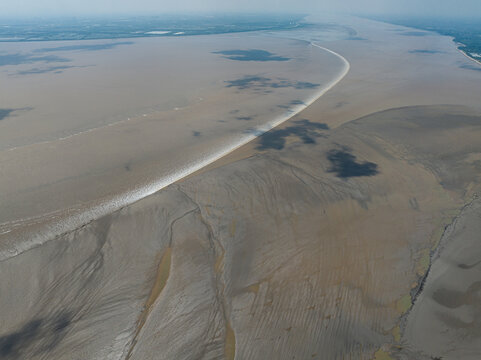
399, 197, 481, 360
1, 15, 481, 360
0, 32, 346, 228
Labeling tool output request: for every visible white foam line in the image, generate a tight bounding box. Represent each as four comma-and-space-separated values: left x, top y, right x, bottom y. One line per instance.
0, 42, 350, 261
458, 48, 481, 67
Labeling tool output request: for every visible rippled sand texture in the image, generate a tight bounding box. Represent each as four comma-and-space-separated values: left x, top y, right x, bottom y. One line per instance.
399, 198, 481, 360
1, 16, 481, 360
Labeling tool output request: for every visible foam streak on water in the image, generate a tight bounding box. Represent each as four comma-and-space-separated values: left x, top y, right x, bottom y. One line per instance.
0, 42, 350, 262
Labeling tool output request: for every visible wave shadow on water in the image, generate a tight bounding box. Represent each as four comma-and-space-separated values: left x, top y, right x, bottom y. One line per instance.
33, 42, 134, 53
14, 65, 89, 75
327, 147, 379, 178
409, 49, 444, 54
0, 53, 70, 67
0, 107, 33, 120
0, 109, 15, 121
256, 119, 328, 150
225, 75, 320, 91
213, 49, 290, 61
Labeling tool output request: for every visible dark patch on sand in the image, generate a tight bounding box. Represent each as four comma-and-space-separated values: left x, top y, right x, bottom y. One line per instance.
0, 311, 73, 358
34, 42, 134, 53
327, 147, 378, 178
0, 53, 70, 67
236, 116, 253, 121
213, 49, 290, 62
226, 75, 319, 91
192, 131, 201, 137
257, 119, 328, 150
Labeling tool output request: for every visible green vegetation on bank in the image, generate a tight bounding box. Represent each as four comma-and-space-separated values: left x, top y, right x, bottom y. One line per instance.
0, 14, 307, 42
370, 16, 481, 60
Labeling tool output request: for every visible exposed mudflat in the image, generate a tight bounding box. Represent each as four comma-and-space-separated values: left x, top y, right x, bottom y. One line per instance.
397, 197, 481, 360
1, 15, 481, 360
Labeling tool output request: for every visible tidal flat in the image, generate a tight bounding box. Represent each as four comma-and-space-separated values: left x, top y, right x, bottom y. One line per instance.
0, 31, 346, 231
1, 15, 481, 360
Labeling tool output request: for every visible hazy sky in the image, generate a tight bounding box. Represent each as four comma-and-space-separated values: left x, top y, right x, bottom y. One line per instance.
2, 0, 481, 17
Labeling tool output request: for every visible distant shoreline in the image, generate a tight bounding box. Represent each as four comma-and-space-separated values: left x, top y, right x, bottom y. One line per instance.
0, 14, 308, 43
366, 16, 481, 68
457, 45, 481, 67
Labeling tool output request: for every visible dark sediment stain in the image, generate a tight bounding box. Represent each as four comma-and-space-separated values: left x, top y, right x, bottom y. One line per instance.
225, 75, 319, 91
213, 49, 289, 62
34, 42, 134, 53
192, 131, 201, 137
327, 147, 378, 178
236, 116, 253, 121
256, 119, 328, 150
